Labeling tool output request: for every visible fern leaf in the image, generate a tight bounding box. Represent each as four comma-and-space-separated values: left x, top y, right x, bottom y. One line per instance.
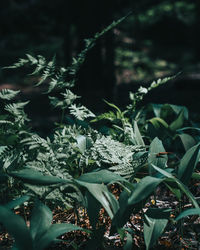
69, 104, 95, 120
0, 89, 20, 101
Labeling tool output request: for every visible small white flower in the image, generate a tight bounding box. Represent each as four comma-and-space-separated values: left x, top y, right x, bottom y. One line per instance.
138, 86, 148, 94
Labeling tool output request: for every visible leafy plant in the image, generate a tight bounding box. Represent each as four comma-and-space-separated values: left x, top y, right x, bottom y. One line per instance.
1, 12, 200, 250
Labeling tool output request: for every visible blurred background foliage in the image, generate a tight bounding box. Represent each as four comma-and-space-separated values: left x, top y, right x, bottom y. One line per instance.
0, 0, 200, 113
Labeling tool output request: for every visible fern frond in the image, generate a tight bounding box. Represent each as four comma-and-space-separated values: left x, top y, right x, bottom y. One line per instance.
35, 55, 56, 86
49, 90, 79, 109
5, 101, 29, 112
4, 101, 29, 124
0, 89, 20, 101
69, 104, 95, 120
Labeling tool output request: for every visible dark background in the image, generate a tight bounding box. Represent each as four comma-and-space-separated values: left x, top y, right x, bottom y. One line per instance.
0, 0, 200, 132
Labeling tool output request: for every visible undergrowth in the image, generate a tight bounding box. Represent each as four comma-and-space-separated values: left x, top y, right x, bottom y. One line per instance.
0, 14, 200, 250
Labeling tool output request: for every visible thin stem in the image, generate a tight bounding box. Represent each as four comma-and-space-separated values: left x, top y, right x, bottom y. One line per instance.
60, 109, 65, 125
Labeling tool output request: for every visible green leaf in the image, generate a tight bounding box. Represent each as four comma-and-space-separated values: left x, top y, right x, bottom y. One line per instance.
5, 195, 30, 210
178, 133, 196, 151
151, 164, 199, 208
144, 208, 171, 250
192, 172, 200, 180
148, 117, 168, 129
178, 143, 200, 185
85, 191, 101, 229
8, 168, 69, 185
151, 103, 162, 117
169, 109, 185, 131
164, 182, 182, 200
133, 121, 145, 146
0, 89, 20, 100
76, 135, 92, 153
36, 223, 89, 250
103, 99, 122, 114
77, 169, 127, 184
77, 181, 119, 219
123, 231, 133, 250
0, 206, 33, 250
175, 208, 200, 221
128, 176, 163, 205
148, 137, 167, 175
30, 200, 52, 241
170, 104, 188, 120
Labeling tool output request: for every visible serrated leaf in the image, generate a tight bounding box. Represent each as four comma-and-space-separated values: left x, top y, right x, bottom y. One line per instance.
0, 89, 20, 100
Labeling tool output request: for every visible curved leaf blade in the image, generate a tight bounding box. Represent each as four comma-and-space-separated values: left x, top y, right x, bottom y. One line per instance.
178, 143, 200, 185
175, 208, 200, 221
0, 206, 32, 250
30, 200, 52, 241
36, 223, 90, 250
144, 208, 170, 250
77, 169, 127, 184
5, 195, 30, 210
8, 169, 69, 185
128, 176, 163, 205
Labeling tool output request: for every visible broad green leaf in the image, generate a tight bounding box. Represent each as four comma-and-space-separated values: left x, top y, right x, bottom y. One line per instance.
170, 104, 188, 120
148, 117, 168, 129
151, 164, 199, 208
151, 103, 162, 117
144, 208, 171, 250
84, 226, 105, 250
123, 231, 133, 250
178, 133, 196, 151
9, 168, 69, 185
0, 206, 33, 250
178, 143, 200, 185
133, 121, 145, 146
164, 182, 182, 200
36, 223, 89, 250
77, 169, 127, 184
169, 109, 185, 131
77, 181, 119, 219
192, 172, 200, 180
5, 195, 30, 210
175, 208, 200, 221
76, 135, 92, 153
128, 176, 163, 205
85, 190, 101, 229
30, 200, 52, 241
148, 137, 167, 175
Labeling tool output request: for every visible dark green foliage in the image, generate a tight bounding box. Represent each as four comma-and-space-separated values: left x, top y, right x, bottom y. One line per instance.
1, 15, 200, 249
